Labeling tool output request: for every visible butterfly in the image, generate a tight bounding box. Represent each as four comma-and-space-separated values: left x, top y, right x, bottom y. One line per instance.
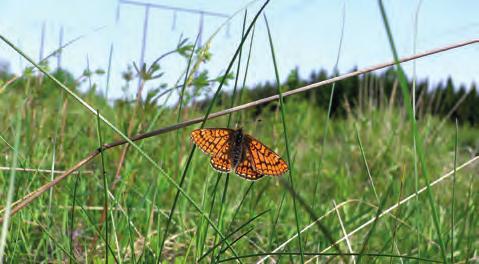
190, 128, 289, 180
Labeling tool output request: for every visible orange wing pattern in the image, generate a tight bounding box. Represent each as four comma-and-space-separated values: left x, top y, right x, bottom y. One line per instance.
210, 142, 233, 173
191, 128, 288, 180
191, 128, 233, 156
235, 150, 263, 180
246, 136, 288, 176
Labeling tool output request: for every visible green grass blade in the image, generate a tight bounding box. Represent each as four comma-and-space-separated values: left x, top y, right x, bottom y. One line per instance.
95, 110, 109, 262
77, 205, 118, 262
159, 33, 199, 261
36, 222, 79, 263
412, 1, 423, 257
210, 9, 249, 262
278, 177, 344, 260
355, 125, 379, 202
264, 14, 304, 263
377, 1, 448, 262
105, 44, 114, 99
126, 206, 136, 264
158, 2, 271, 262
1, 28, 240, 264
356, 184, 393, 263
219, 252, 442, 263
312, 1, 346, 212
0, 113, 21, 262
236, 23, 256, 126
215, 182, 255, 262
268, 189, 286, 251
412, 0, 422, 257
69, 172, 81, 262
199, 209, 269, 262
214, 19, 257, 261
450, 119, 458, 263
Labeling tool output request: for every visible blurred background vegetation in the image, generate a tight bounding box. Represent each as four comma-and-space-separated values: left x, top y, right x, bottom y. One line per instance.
0, 2, 478, 262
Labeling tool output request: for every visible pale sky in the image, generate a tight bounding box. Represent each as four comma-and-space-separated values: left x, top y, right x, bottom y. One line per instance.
1, 0, 478, 100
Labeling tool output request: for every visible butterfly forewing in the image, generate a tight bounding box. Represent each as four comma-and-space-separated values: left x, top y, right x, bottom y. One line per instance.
191, 128, 288, 179
235, 149, 263, 180
246, 135, 289, 176
210, 141, 233, 172
191, 128, 233, 156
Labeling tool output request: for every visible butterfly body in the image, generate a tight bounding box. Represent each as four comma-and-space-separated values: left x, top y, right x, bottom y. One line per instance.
230, 128, 246, 168
191, 128, 288, 180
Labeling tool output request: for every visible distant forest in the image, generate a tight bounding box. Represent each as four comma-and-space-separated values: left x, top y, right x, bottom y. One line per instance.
206, 67, 479, 126
1, 66, 478, 126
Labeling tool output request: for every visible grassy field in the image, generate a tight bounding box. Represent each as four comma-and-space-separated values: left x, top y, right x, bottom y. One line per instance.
0, 2, 478, 263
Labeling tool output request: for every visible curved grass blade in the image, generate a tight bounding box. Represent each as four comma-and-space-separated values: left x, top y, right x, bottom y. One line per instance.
312, 0, 346, 213
412, 1, 423, 257
95, 110, 109, 262
36, 222, 79, 263
159, 32, 200, 260
356, 184, 393, 263
377, 1, 447, 262
218, 252, 442, 263
157, 1, 271, 262
0, 28, 241, 264
278, 177, 345, 262
0, 113, 21, 262
450, 119, 458, 263
199, 209, 269, 262
210, 9, 249, 262
264, 14, 304, 263
69, 172, 81, 261
215, 182, 255, 262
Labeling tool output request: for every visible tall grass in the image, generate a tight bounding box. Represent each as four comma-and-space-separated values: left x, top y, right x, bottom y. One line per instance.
0, 1, 478, 263
264, 14, 305, 263
0, 113, 21, 262
378, 0, 447, 262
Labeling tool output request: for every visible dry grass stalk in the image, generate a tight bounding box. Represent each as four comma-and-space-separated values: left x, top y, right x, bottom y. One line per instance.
0, 38, 478, 224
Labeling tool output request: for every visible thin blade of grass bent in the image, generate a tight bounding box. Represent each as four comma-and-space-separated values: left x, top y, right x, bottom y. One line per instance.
0, 33, 241, 263
378, 1, 447, 262
264, 14, 305, 263
0, 36, 477, 226
158, 1, 271, 262
0, 113, 21, 263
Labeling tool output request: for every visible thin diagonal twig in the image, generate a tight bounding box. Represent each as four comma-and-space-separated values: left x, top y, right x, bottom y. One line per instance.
304, 155, 479, 263
96, 38, 479, 148
0, 167, 93, 174
0, 38, 478, 223
333, 200, 356, 264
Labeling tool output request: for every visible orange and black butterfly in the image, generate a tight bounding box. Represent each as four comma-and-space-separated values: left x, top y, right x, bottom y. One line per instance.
191, 128, 288, 180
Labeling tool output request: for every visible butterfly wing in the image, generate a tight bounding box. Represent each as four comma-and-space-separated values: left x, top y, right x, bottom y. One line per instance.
191, 128, 233, 156
210, 141, 233, 173
245, 135, 288, 176
235, 148, 264, 180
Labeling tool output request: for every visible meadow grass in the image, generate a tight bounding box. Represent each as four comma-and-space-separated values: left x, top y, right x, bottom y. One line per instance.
0, 1, 478, 263
0, 89, 477, 262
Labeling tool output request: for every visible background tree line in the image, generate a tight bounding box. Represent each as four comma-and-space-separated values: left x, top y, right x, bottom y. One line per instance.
1, 65, 478, 127
203, 67, 479, 126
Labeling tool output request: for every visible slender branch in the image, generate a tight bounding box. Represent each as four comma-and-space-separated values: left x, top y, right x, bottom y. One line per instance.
305, 155, 479, 263
0, 149, 99, 222
102, 38, 479, 147
259, 155, 479, 264
0, 167, 93, 174
0, 38, 477, 223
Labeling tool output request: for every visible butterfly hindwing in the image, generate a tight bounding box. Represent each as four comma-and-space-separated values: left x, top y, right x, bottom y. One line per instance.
245, 135, 288, 176
210, 141, 233, 172
235, 148, 264, 180
191, 128, 288, 179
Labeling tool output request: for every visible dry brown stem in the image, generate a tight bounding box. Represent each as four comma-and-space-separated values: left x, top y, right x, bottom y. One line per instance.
1, 38, 478, 223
